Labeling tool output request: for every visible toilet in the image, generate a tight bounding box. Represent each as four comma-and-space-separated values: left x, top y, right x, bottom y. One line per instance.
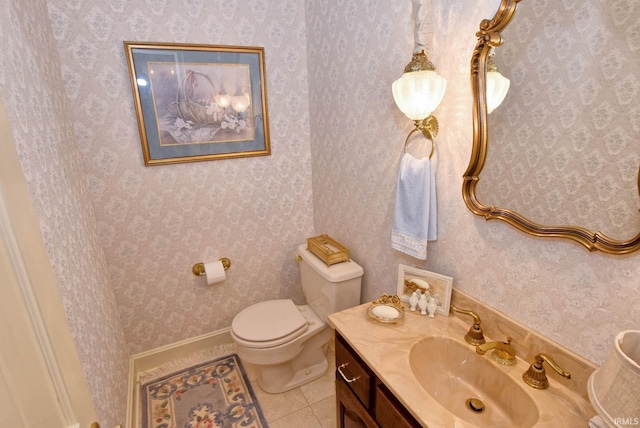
231, 243, 364, 393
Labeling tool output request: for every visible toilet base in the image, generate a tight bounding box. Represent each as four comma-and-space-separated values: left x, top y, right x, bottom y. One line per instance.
254, 326, 333, 394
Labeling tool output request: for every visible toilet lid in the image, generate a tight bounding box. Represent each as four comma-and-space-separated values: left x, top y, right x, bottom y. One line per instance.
232, 299, 308, 345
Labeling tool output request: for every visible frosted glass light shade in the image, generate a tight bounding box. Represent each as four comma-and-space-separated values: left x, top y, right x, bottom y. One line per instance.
392, 70, 447, 121
486, 70, 510, 114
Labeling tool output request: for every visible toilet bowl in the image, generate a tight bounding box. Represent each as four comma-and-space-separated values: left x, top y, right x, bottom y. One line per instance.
231, 300, 333, 393
230, 243, 364, 393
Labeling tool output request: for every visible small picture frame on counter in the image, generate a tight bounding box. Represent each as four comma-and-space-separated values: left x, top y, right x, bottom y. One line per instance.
397, 264, 453, 316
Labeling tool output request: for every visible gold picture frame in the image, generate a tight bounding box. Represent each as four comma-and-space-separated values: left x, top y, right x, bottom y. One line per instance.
124, 42, 271, 166
396, 264, 453, 316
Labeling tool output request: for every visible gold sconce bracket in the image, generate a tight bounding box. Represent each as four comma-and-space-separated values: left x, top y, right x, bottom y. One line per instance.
192, 257, 231, 276
404, 50, 436, 73
403, 115, 439, 159
418, 115, 439, 139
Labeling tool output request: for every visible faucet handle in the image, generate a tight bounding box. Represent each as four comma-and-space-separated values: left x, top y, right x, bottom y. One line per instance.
522, 353, 571, 389
450, 305, 485, 346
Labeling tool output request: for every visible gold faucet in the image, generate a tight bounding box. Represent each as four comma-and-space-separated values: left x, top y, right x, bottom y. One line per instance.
476, 337, 517, 366
450, 305, 485, 346
522, 353, 571, 389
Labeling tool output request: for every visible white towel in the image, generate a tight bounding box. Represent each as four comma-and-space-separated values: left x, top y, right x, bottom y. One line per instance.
391, 153, 437, 259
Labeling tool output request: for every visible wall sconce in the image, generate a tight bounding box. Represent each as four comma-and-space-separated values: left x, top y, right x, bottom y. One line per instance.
392, 0, 446, 148
392, 50, 446, 143
485, 49, 510, 114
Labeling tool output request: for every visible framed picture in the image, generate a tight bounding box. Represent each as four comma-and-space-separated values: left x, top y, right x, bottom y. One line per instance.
396, 264, 453, 316
124, 42, 271, 166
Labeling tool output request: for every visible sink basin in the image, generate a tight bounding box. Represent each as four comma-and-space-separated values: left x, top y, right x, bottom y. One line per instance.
410, 337, 539, 427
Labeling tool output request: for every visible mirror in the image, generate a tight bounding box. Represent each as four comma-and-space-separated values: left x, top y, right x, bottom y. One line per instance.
463, 0, 640, 254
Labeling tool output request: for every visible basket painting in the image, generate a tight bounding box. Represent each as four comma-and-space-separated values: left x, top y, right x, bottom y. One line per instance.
151, 63, 254, 145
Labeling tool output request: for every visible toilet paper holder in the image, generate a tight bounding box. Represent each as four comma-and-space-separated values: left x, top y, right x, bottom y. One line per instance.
192, 258, 231, 276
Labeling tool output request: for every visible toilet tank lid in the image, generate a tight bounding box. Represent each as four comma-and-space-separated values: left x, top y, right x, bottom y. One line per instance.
297, 243, 364, 282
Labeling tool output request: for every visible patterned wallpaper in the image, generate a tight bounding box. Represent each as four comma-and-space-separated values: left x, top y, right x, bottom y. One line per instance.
306, 0, 416, 299
4, 2, 640, 426
307, 0, 640, 366
46, 0, 315, 355
0, 1, 129, 427
479, 1, 640, 240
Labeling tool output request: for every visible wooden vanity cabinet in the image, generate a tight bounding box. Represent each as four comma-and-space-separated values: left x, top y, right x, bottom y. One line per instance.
335, 333, 422, 428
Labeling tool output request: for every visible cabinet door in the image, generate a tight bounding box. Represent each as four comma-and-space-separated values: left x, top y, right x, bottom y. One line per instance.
335, 334, 374, 408
375, 383, 422, 428
336, 378, 379, 428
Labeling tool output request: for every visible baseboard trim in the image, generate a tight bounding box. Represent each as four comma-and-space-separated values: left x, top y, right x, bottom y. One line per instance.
126, 328, 233, 428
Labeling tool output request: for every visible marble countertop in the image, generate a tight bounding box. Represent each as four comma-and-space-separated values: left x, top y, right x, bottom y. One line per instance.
329, 298, 596, 427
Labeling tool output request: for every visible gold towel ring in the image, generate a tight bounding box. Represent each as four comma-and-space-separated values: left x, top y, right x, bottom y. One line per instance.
403, 115, 439, 159
404, 127, 435, 159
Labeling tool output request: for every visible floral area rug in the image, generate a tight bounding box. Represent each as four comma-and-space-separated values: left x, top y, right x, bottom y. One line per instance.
141, 354, 268, 428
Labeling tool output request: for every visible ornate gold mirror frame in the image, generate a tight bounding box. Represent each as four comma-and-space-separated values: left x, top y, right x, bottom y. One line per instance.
463, 0, 640, 255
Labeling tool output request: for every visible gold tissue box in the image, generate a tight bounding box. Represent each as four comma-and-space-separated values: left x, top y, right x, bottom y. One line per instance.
307, 234, 349, 266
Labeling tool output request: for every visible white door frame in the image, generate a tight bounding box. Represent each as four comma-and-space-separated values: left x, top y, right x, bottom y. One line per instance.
0, 98, 98, 428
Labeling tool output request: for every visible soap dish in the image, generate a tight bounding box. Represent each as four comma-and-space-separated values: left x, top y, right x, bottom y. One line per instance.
367, 293, 405, 324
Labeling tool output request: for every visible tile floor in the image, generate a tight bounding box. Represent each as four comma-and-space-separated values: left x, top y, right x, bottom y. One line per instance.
240, 341, 337, 428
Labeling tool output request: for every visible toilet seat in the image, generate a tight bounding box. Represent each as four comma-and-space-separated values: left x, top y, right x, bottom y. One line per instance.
231, 299, 309, 349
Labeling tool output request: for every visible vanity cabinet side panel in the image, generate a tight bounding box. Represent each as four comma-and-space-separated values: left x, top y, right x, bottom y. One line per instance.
335, 333, 374, 409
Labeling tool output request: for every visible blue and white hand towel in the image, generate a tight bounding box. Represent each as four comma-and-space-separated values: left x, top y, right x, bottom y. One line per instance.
391, 153, 437, 259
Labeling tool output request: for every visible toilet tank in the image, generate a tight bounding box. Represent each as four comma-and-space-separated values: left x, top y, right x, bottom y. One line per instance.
297, 243, 364, 323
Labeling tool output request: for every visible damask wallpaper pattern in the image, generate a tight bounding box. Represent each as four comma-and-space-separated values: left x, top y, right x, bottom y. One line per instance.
307, 0, 640, 365
3, 0, 640, 425
305, 1, 426, 301
0, 1, 129, 426
479, 1, 640, 240
46, 0, 315, 355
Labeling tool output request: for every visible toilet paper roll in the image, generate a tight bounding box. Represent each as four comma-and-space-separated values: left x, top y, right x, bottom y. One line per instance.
204, 260, 226, 285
